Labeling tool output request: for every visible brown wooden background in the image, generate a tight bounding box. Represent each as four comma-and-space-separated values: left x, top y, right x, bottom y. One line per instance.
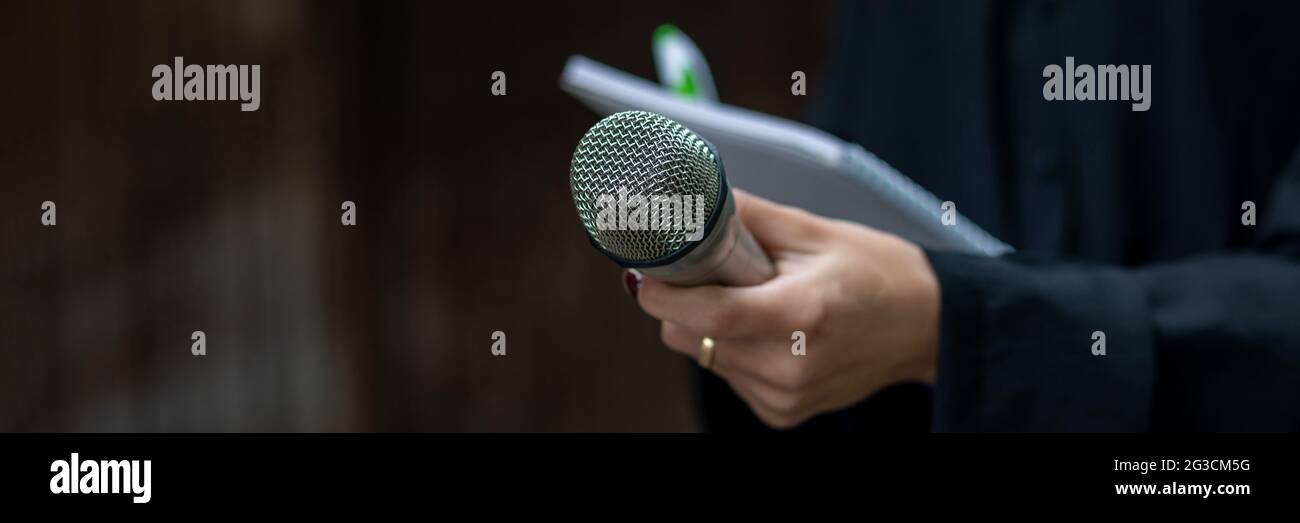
0, 0, 832, 431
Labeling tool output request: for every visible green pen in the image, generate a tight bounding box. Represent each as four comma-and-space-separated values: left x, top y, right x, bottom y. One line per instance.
653, 24, 719, 102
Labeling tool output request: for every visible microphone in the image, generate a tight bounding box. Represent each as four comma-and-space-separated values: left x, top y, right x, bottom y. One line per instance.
569, 110, 776, 286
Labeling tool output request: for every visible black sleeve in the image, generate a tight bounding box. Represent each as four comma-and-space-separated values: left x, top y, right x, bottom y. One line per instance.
926, 148, 1300, 432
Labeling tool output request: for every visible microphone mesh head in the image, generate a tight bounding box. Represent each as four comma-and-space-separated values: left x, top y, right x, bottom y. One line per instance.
569, 111, 722, 262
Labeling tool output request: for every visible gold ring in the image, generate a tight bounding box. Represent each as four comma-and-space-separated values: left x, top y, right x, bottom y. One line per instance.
698, 337, 716, 369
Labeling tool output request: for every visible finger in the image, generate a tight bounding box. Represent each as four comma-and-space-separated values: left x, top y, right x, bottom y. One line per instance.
659, 321, 751, 374
638, 277, 806, 337
657, 321, 699, 358
659, 321, 797, 388
723, 373, 805, 430
732, 189, 827, 253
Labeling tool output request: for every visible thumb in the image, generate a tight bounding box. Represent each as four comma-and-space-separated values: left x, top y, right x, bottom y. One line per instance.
732, 189, 827, 252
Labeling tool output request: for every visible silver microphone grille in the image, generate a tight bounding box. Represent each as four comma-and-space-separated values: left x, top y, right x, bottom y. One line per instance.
569, 111, 722, 262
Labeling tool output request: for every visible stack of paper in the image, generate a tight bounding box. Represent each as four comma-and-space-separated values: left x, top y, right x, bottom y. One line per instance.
560, 55, 1012, 257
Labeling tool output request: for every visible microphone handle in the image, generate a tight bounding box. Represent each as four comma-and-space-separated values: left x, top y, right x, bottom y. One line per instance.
707, 216, 776, 286
637, 192, 777, 286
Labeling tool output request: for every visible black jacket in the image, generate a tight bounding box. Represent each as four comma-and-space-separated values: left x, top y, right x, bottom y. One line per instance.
701, 0, 1300, 432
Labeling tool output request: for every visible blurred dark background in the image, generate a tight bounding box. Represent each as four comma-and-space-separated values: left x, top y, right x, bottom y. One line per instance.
0, 0, 833, 430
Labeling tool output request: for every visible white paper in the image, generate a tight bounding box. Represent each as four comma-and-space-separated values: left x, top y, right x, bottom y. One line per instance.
560, 55, 1013, 256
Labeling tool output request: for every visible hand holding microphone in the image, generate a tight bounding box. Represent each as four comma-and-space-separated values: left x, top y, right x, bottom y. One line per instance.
569, 111, 942, 428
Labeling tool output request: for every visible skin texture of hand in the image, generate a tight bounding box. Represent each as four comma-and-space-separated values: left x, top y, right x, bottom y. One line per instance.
630, 190, 941, 429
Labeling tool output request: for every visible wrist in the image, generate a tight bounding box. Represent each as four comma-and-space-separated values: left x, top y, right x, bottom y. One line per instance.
907, 243, 941, 385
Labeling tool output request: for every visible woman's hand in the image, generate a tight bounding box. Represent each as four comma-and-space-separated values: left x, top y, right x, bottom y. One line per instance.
628, 190, 942, 429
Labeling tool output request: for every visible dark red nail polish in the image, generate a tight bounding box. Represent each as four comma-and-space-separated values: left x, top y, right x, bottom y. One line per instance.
621, 270, 641, 299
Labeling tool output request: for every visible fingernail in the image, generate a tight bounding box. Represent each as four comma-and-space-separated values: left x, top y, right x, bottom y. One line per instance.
621, 269, 642, 299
